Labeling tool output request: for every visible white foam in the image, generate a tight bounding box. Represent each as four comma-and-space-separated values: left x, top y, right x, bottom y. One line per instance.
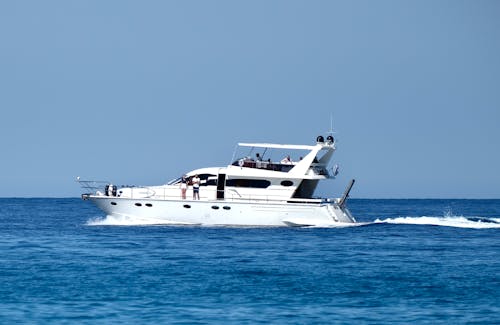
374, 215, 500, 229
282, 218, 363, 228
306, 222, 370, 228
86, 214, 500, 229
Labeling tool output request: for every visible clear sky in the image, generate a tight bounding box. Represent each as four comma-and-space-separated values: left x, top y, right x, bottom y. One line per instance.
1, 1, 499, 198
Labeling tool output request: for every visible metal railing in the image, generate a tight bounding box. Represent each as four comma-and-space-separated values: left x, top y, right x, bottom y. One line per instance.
77, 178, 339, 205
76, 178, 109, 194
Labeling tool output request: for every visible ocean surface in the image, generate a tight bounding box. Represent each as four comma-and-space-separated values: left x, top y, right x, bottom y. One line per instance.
1, 198, 499, 324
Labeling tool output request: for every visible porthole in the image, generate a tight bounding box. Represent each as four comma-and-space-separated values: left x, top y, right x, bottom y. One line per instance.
110, 202, 117, 206
183, 204, 191, 209
135, 203, 142, 207
211, 206, 219, 210
281, 180, 294, 187
223, 206, 231, 210
145, 203, 153, 207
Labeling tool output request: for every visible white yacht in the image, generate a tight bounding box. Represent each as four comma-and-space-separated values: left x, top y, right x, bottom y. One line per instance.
78, 135, 356, 226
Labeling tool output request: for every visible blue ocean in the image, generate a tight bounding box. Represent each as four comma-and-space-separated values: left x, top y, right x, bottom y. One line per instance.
1, 198, 499, 324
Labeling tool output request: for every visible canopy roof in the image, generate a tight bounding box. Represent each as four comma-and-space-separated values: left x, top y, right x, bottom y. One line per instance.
238, 143, 319, 151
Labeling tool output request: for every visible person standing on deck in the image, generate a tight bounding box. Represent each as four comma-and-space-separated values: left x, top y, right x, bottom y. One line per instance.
180, 175, 187, 199
192, 174, 200, 200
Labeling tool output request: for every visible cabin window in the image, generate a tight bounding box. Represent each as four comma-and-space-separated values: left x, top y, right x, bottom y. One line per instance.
145, 203, 153, 207
223, 206, 231, 210
205, 178, 217, 186
281, 180, 294, 187
199, 174, 216, 180
226, 179, 271, 188
211, 206, 219, 210
110, 202, 117, 206
135, 203, 142, 207
183, 204, 191, 209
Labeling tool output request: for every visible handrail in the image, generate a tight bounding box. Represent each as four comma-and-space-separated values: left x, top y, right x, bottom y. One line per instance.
87, 187, 330, 204
226, 188, 242, 198
78, 178, 340, 205
76, 178, 153, 198
76, 178, 109, 194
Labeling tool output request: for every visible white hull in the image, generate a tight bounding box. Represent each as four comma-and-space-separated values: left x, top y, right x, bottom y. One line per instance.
80, 136, 357, 226
87, 196, 356, 226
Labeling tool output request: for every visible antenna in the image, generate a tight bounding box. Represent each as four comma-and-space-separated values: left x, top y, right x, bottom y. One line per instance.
327, 113, 337, 135
330, 114, 334, 134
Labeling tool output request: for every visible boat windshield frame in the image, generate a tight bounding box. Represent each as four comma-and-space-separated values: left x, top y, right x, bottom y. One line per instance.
167, 177, 182, 185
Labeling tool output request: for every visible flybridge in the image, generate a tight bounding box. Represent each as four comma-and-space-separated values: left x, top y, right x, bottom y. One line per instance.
233, 136, 337, 176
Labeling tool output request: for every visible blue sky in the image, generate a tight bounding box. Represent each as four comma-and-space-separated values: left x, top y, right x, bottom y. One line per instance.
1, 1, 499, 198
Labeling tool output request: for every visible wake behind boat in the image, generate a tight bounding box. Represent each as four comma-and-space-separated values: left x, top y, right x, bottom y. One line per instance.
78, 135, 356, 226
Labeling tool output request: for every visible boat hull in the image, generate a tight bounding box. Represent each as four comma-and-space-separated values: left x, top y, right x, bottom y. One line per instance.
86, 196, 356, 226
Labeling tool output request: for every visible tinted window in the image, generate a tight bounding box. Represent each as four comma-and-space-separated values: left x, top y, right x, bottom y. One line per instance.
226, 179, 271, 188
197, 174, 216, 181
205, 179, 217, 186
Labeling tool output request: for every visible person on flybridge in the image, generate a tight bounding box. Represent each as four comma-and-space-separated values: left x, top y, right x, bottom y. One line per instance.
281, 155, 292, 164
